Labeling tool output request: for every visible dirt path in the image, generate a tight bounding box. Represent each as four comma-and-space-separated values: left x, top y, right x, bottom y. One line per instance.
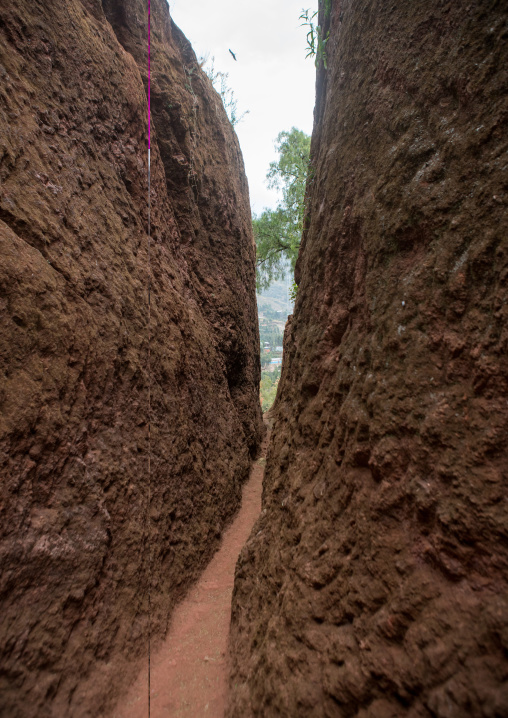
112, 433, 268, 718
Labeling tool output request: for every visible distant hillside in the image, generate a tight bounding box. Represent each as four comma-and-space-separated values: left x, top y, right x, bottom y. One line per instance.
256, 276, 294, 316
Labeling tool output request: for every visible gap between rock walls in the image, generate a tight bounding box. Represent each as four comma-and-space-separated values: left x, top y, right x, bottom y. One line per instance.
1, 0, 507, 717
112, 426, 271, 718
0, 0, 263, 716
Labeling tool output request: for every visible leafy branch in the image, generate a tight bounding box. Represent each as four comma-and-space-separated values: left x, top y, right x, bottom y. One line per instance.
254, 128, 310, 291
300, 6, 330, 69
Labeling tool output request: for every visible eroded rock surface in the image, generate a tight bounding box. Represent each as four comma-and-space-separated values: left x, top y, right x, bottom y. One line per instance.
228, 1, 508, 716
0, 1, 262, 715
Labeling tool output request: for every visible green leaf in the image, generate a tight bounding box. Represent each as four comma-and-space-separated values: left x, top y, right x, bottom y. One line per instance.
254, 127, 311, 290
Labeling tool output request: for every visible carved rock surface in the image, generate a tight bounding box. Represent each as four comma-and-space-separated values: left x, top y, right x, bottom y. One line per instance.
228, 1, 508, 716
0, 0, 262, 715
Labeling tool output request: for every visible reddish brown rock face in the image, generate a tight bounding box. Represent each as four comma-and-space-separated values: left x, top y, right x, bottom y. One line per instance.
0, 0, 262, 715
228, 1, 508, 716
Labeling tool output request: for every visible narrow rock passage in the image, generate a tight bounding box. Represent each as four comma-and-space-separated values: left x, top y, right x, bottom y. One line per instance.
113, 428, 268, 718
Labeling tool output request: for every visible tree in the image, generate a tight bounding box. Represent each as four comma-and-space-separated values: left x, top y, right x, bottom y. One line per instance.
254, 127, 310, 290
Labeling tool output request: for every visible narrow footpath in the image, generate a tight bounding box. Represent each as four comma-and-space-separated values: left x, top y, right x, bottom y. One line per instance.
113, 428, 269, 718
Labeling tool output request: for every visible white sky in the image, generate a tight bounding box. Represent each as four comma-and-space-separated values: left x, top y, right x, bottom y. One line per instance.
168, 0, 318, 214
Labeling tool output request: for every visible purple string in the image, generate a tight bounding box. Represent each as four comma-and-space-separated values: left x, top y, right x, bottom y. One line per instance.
147, 8, 152, 718
148, 0, 151, 149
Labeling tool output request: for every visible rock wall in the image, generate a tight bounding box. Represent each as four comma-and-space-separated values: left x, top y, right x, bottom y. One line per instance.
228, 1, 508, 716
0, 0, 263, 715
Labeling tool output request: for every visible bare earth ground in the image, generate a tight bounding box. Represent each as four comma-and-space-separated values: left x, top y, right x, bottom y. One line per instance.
112, 429, 268, 718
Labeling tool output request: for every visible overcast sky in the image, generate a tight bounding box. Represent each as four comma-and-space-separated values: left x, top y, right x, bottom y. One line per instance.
169, 0, 318, 214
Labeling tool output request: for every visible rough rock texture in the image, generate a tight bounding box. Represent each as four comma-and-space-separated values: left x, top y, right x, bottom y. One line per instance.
228, 1, 508, 716
0, 0, 263, 715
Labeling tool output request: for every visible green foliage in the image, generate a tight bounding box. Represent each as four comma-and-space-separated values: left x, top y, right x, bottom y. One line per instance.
201, 56, 249, 127
299, 6, 330, 68
260, 369, 280, 413
254, 127, 311, 290
254, 208, 297, 290
289, 280, 299, 301
300, 9, 318, 59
